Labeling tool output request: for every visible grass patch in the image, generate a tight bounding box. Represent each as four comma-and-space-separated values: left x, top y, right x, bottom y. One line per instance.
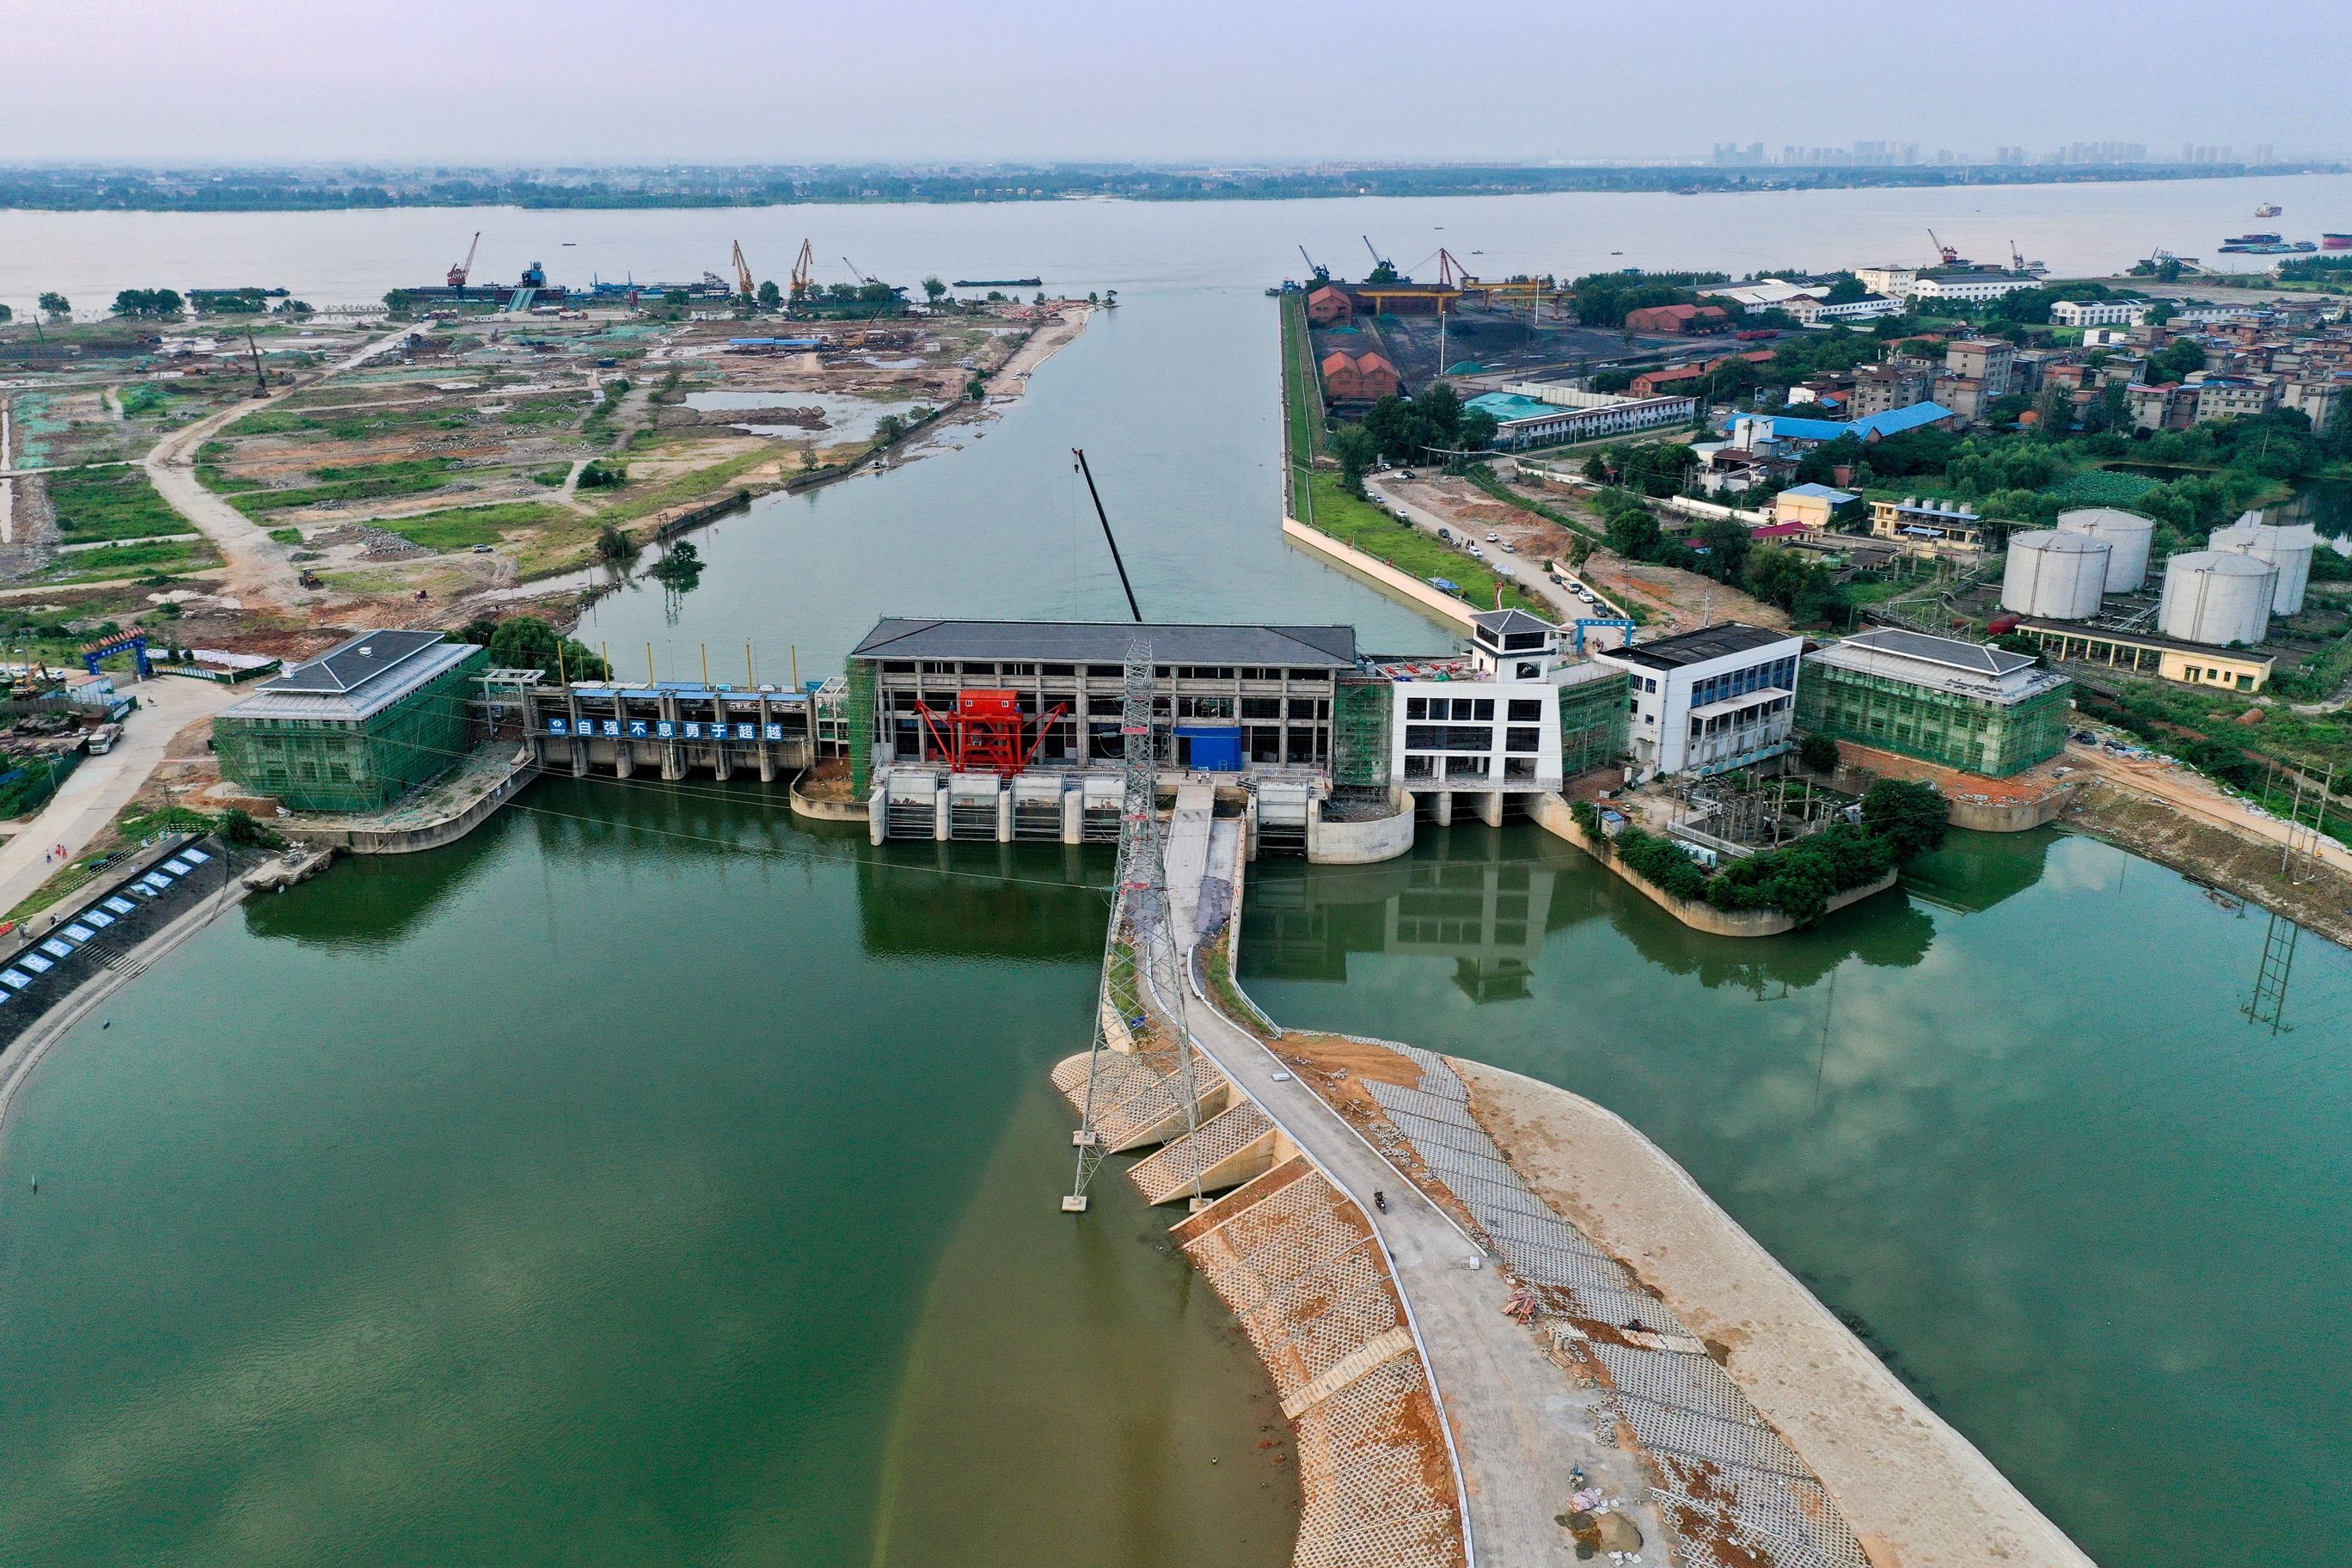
268, 526, 303, 544
117, 383, 184, 418
500, 398, 584, 426
40, 537, 221, 583
1278, 292, 1325, 467
1302, 470, 1541, 615
530, 466, 570, 487
230, 462, 459, 514
43, 467, 186, 542
224, 402, 472, 442
311, 456, 459, 484
389, 502, 564, 551
587, 449, 769, 526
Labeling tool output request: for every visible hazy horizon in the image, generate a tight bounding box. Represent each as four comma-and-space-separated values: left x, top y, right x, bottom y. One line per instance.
9, 0, 2349, 165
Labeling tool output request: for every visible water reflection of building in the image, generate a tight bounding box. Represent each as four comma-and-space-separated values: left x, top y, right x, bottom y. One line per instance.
1244, 841, 1556, 1002
1388, 856, 1557, 1001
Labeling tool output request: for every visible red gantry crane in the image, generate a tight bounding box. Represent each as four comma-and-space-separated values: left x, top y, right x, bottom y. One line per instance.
447, 230, 481, 290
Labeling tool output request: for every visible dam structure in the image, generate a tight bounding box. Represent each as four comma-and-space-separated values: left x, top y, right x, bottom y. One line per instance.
1052, 763, 2096, 1566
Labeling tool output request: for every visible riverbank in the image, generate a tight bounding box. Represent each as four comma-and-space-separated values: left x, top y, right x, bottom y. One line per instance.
2064, 775, 2352, 947
1456, 1057, 2091, 1568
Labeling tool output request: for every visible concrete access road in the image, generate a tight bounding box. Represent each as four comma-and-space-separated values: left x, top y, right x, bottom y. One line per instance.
1160, 783, 1639, 1566
0, 676, 242, 920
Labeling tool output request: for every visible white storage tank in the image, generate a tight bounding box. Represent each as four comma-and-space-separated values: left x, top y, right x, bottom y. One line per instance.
2001, 530, 2110, 620
2055, 507, 2156, 593
2159, 551, 2275, 646
2207, 512, 2315, 616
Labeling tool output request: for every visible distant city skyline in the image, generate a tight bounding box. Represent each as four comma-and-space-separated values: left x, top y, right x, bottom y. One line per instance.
7, 0, 2349, 164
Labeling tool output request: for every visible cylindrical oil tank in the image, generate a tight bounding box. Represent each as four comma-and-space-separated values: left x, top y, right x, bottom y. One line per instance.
2055, 507, 2155, 593
2159, 551, 2275, 646
2208, 517, 2315, 615
2001, 530, 2110, 620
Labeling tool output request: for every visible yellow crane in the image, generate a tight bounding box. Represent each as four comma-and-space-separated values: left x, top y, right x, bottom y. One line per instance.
789, 239, 816, 308
731, 241, 756, 301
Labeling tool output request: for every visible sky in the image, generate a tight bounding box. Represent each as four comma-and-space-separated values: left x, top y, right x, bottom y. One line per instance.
8, 0, 2349, 166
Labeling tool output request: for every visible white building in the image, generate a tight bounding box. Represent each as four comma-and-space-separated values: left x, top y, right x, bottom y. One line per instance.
1389, 610, 1571, 792
1467, 386, 1699, 450
2050, 298, 2153, 328
1786, 293, 1903, 325
1593, 622, 1804, 780
1859, 264, 2039, 303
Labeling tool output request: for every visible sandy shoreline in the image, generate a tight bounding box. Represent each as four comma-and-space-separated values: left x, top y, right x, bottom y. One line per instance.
1454, 1057, 2095, 1568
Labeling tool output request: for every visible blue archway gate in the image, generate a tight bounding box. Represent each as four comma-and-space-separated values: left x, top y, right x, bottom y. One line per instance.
81, 631, 151, 680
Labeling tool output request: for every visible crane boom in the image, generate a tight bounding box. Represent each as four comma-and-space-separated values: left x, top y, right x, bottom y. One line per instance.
448, 230, 481, 289
790, 239, 815, 304
1926, 227, 1959, 266
1297, 244, 1329, 283
732, 240, 756, 299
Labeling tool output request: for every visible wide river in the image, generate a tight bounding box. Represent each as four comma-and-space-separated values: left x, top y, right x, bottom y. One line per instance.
3, 177, 2351, 1566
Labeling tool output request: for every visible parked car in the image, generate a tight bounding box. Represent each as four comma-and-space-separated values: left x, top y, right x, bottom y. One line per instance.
1397, 469, 1418, 480
1502, 542, 1516, 554
1436, 527, 1452, 542
471, 543, 494, 553
1486, 531, 1500, 542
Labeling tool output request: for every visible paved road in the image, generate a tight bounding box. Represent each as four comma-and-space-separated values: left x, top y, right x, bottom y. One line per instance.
140, 325, 421, 610
0, 677, 241, 918
1160, 783, 1640, 1567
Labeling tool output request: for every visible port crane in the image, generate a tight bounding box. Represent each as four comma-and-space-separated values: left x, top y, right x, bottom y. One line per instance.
1363, 234, 1401, 279
447, 230, 481, 290
789, 239, 816, 306
1296, 245, 1331, 284
842, 255, 875, 285
731, 241, 756, 300
1926, 228, 1961, 266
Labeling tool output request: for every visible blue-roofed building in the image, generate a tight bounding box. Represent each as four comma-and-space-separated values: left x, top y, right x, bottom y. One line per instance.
1728, 401, 1954, 449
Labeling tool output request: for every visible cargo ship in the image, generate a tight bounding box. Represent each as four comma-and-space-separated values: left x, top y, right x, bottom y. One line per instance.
2324, 234, 2352, 250
2254, 201, 2283, 218
2218, 233, 2318, 254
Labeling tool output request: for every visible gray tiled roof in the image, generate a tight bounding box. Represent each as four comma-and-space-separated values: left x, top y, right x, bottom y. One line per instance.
1840, 627, 2033, 677
848, 618, 1358, 667
264, 629, 450, 695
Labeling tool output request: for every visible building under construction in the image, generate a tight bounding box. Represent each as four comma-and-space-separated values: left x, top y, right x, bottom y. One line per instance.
1796, 627, 2071, 778
214, 631, 487, 812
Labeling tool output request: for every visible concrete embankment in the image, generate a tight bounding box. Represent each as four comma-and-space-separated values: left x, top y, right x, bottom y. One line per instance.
1065, 785, 2092, 1566
1457, 1058, 2095, 1568
1279, 516, 1478, 633
1527, 792, 1898, 936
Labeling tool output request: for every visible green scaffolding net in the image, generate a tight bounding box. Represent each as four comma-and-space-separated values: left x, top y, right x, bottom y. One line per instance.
1330, 677, 1392, 793
1558, 671, 1630, 776
1795, 667, 2070, 778
845, 658, 878, 797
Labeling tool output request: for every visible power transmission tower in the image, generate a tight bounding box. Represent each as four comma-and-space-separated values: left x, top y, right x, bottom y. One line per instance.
1065, 640, 1202, 1212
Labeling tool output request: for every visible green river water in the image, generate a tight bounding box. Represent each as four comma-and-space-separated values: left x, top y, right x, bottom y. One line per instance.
3, 183, 2352, 1565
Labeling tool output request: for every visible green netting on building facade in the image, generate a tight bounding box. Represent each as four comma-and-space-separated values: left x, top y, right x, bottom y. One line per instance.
1795, 667, 2071, 778
845, 658, 878, 796
1330, 677, 1392, 793
214, 646, 488, 812
1558, 671, 1630, 776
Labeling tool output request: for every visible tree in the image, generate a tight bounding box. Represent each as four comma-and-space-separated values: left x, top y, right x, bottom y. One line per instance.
579, 460, 627, 490
649, 540, 702, 585
1861, 778, 1949, 859
1460, 408, 1499, 452
111, 288, 184, 318
1365, 261, 1401, 285
662, 288, 689, 308
756, 279, 782, 309
219, 808, 280, 849
1798, 733, 1841, 775
383, 289, 413, 317
1332, 423, 1377, 496
2324, 392, 2352, 462
1603, 500, 1662, 559
2144, 300, 2176, 326
873, 413, 908, 446
922, 276, 948, 306
486, 615, 609, 682
38, 291, 69, 321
